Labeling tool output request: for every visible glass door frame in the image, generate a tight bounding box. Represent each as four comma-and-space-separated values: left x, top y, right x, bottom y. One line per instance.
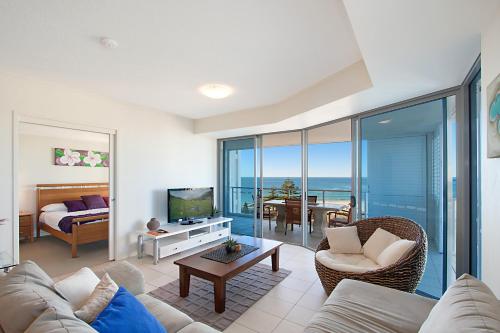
351, 85, 477, 297
218, 135, 261, 238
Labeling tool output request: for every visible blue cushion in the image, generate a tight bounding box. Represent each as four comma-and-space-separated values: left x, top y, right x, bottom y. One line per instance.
91, 287, 167, 333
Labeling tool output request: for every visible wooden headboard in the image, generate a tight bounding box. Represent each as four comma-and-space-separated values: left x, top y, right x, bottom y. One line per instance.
36, 183, 109, 221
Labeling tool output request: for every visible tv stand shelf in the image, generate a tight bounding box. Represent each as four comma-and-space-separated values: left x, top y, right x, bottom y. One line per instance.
137, 217, 232, 264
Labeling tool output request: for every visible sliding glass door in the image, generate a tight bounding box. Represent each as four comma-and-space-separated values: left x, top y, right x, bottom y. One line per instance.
358, 97, 456, 298
260, 132, 303, 246
221, 138, 259, 237
306, 120, 353, 249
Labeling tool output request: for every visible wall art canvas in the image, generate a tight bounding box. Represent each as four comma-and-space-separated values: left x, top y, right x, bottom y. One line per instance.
487, 72, 500, 158
54, 148, 109, 167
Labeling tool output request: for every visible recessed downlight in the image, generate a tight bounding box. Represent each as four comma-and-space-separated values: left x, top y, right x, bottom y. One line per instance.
100, 37, 118, 49
378, 119, 392, 124
199, 83, 233, 99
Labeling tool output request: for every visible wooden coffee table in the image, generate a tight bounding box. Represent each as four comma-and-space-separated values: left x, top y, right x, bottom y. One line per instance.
174, 236, 283, 313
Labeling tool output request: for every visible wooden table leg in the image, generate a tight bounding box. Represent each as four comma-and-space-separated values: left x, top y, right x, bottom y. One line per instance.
272, 247, 280, 272
179, 267, 190, 297
214, 278, 226, 313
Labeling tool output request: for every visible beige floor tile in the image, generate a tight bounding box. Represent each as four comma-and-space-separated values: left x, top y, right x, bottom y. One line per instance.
137, 266, 165, 282
144, 283, 157, 293
149, 273, 177, 287
224, 322, 258, 333
297, 291, 327, 311
267, 284, 305, 304
150, 261, 179, 276
306, 280, 327, 296
124, 256, 151, 267
285, 305, 316, 327
235, 308, 282, 333
253, 294, 296, 318
272, 320, 306, 333
279, 276, 314, 293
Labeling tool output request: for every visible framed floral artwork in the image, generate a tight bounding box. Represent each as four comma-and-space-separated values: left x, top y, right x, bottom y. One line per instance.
487, 72, 500, 158
54, 148, 109, 167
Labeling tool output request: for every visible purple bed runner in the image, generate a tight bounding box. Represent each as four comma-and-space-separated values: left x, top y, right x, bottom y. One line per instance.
58, 213, 107, 233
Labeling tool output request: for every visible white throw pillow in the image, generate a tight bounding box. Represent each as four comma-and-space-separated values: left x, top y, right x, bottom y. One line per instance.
376, 239, 416, 266
54, 267, 100, 310
363, 228, 401, 262
75, 273, 119, 323
41, 203, 68, 212
326, 226, 363, 254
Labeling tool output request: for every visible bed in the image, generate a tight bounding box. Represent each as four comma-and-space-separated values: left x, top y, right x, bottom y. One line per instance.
36, 183, 109, 258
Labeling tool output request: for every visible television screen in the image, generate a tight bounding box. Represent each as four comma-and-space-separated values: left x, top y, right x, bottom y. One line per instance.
168, 187, 214, 222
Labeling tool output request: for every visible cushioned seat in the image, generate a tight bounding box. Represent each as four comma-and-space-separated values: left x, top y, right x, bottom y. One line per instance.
315, 251, 381, 273
305, 279, 437, 333
136, 294, 193, 333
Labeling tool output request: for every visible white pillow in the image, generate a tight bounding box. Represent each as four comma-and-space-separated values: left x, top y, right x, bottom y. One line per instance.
326, 226, 363, 254
54, 267, 100, 310
376, 239, 416, 266
363, 228, 401, 262
75, 273, 119, 323
41, 203, 67, 212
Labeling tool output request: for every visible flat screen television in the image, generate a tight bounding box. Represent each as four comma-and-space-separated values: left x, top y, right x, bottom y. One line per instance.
167, 187, 214, 222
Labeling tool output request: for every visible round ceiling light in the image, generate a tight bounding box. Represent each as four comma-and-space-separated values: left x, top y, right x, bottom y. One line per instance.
199, 83, 234, 99
100, 37, 119, 49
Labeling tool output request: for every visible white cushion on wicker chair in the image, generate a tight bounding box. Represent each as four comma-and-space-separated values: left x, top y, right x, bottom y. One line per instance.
326, 226, 363, 254
363, 228, 401, 262
316, 250, 381, 273
376, 239, 416, 267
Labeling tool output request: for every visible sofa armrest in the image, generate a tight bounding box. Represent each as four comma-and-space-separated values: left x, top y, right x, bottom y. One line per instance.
92, 260, 145, 295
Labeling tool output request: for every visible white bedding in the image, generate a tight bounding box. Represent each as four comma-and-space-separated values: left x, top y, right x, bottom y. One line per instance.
40, 208, 109, 231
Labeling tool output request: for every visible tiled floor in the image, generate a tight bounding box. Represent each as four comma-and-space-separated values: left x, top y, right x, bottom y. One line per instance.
127, 241, 325, 333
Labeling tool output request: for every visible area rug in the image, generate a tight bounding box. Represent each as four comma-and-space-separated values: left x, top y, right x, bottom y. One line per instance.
148, 264, 291, 331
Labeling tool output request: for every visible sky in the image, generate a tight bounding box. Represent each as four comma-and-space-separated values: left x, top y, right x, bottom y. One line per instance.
239, 142, 352, 177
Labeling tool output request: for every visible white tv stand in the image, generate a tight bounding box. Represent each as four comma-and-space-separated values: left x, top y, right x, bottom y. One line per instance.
137, 217, 232, 264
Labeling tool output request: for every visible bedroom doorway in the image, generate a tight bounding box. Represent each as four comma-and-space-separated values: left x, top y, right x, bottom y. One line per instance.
13, 117, 117, 277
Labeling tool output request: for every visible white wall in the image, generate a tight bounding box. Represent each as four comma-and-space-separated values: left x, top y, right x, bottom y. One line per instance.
481, 7, 500, 297
0, 71, 217, 260
19, 133, 109, 215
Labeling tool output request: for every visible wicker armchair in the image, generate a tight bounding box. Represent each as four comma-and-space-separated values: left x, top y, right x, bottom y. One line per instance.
315, 216, 427, 295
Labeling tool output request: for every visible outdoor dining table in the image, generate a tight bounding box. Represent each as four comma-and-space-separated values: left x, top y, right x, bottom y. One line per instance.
263, 199, 346, 236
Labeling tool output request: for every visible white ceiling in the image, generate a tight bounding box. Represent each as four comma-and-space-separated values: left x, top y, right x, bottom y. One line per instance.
3, 0, 499, 138
196, 0, 500, 137
0, 0, 361, 118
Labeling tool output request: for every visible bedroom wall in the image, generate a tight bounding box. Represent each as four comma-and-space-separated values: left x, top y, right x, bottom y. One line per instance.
0, 70, 217, 260
480, 6, 500, 297
19, 133, 109, 218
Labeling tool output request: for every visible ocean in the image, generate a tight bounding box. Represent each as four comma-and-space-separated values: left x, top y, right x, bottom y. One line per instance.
239, 176, 352, 205
231, 176, 456, 213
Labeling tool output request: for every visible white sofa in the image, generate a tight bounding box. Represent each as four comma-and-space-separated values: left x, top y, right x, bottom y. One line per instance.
305, 275, 500, 333
0, 261, 220, 333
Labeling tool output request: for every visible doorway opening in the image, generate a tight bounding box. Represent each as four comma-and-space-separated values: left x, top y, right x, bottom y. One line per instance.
15, 119, 116, 277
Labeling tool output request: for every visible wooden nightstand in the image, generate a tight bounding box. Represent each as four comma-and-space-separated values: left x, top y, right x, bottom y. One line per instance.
19, 212, 34, 242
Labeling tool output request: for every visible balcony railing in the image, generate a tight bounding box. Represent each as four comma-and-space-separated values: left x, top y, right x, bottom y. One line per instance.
227, 186, 352, 215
